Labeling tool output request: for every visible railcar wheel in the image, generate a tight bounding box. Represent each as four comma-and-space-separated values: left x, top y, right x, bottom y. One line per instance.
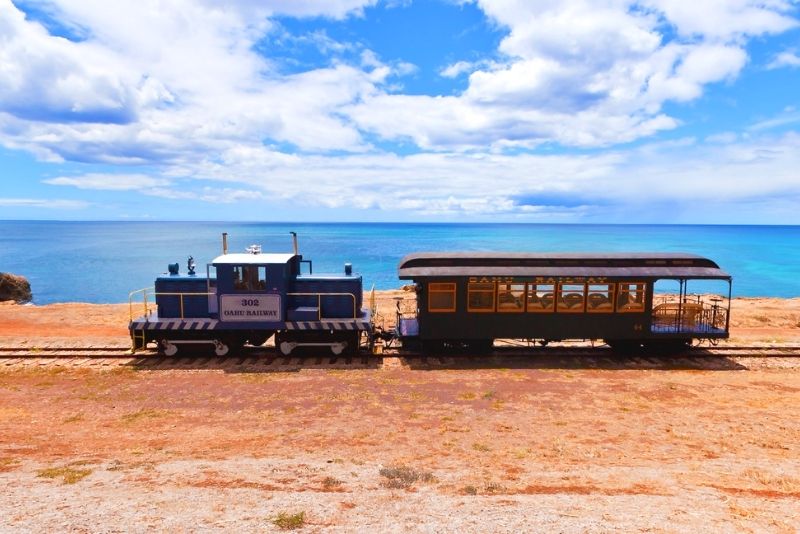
468, 339, 494, 354
279, 341, 295, 356
644, 339, 692, 355
605, 340, 642, 355
331, 342, 346, 356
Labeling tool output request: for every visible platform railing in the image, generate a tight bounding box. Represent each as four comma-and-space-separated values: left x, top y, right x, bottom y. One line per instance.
652, 295, 728, 332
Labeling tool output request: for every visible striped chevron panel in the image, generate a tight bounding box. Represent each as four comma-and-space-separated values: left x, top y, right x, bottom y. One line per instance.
130, 319, 220, 330
285, 320, 371, 331
130, 318, 370, 331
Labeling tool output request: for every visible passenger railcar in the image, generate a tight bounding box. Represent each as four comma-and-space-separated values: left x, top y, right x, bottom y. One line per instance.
129, 234, 371, 356
396, 252, 731, 352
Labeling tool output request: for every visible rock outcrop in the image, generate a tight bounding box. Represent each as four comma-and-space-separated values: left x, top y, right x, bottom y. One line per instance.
0, 272, 32, 303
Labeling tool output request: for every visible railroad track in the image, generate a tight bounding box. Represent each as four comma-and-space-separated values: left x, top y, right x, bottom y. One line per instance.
0, 344, 798, 370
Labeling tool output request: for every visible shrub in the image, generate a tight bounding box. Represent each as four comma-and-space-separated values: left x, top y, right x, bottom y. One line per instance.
272, 511, 306, 530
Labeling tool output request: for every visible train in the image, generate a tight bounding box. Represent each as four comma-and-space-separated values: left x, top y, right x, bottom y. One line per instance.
129, 233, 732, 355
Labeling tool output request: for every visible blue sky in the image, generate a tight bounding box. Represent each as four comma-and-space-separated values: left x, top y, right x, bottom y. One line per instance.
1, 0, 799, 223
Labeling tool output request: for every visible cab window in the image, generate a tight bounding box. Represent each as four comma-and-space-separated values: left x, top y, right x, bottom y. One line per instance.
232, 265, 267, 291
497, 283, 525, 312
428, 283, 456, 312
468, 282, 495, 312
587, 284, 614, 313
617, 283, 646, 312
557, 283, 585, 313
527, 283, 555, 312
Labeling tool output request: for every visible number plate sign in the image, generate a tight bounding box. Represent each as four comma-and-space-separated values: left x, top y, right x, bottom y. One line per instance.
220, 294, 281, 322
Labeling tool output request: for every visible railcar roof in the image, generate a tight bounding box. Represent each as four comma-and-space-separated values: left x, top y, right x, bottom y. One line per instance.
398, 252, 730, 280
212, 253, 295, 265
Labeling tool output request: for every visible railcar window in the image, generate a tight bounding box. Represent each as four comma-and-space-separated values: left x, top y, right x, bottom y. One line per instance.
557, 283, 586, 313
428, 283, 456, 312
587, 283, 614, 313
527, 283, 555, 312
468, 282, 495, 312
617, 283, 646, 312
497, 283, 525, 313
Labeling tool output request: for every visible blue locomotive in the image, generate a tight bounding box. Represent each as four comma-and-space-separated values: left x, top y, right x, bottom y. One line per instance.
129, 233, 371, 356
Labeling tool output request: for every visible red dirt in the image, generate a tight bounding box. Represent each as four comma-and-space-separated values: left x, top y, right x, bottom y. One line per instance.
1, 293, 800, 531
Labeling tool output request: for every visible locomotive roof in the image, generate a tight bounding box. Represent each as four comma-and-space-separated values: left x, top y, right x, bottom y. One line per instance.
398, 252, 730, 280
212, 253, 295, 265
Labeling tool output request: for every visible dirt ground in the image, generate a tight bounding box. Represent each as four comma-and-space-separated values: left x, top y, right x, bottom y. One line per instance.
1, 293, 800, 532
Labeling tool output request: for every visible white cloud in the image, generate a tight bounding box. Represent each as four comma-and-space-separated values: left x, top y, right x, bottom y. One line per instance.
347, 1, 794, 150
1, 0, 796, 159
0, 0, 799, 222
44, 173, 171, 190
748, 108, 800, 131
767, 49, 800, 69
440, 60, 478, 78
0, 197, 89, 209
642, 0, 797, 40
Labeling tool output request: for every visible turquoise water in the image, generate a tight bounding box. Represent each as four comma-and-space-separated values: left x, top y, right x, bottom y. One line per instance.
0, 221, 797, 303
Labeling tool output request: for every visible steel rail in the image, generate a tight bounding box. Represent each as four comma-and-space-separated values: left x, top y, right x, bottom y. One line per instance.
0, 344, 798, 359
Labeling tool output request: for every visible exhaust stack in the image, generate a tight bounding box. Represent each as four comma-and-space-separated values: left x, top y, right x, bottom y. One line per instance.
222, 232, 228, 255
290, 231, 298, 255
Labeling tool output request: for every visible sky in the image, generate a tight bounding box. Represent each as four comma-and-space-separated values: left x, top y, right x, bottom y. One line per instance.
0, 0, 799, 223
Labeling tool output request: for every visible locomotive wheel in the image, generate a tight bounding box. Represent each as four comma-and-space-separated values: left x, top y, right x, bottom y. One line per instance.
158, 339, 178, 356
248, 336, 267, 347
279, 341, 295, 356
342, 331, 361, 355
247, 330, 274, 347
213, 339, 230, 357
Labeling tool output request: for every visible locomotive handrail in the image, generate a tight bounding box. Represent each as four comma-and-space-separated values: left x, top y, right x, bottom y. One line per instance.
286, 292, 359, 320
129, 288, 214, 322
128, 287, 155, 323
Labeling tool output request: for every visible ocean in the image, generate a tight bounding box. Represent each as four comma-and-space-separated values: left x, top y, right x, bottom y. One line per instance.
0, 221, 797, 304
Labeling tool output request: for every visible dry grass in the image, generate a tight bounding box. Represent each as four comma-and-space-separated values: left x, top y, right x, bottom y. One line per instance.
272, 511, 306, 530
484, 481, 506, 494
742, 468, 800, 492
728, 501, 756, 519
36, 465, 92, 484
322, 476, 343, 490
379, 465, 436, 489
0, 458, 21, 472
120, 408, 168, 423
63, 413, 84, 423
461, 485, 478, 495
